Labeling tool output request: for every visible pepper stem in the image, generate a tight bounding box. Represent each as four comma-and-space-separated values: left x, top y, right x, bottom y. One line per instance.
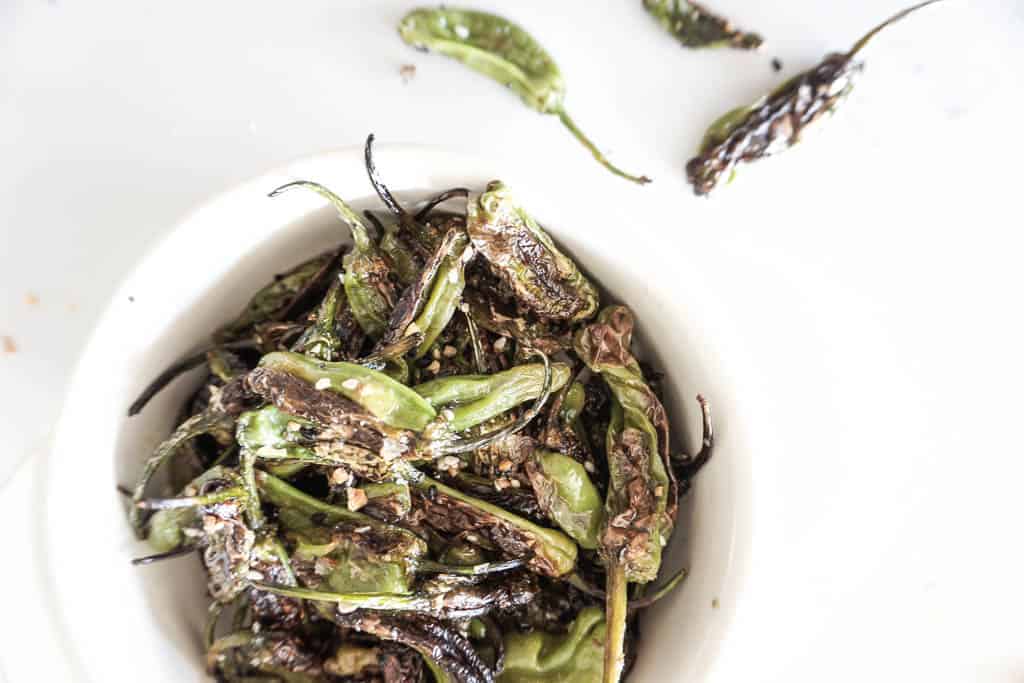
414, 187, 470, 222
134, 486, 246, 511
239, 448, 264, 529
268, 180, 374, 254
603, 563, 629, 683
364, 133, 409, 219
556, 110, 651, 185
848, 0, 944, 57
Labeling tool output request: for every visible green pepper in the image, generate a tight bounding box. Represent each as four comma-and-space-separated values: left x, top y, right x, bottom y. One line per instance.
463, 291, 572, 355
411, 474, 578, 578
207, 631, 322, 683
415, 361, 570, 432
293, 278, 344, 361
376, 227, 473, 360
261, 565, 535, 622
269, 181, 396, 337
129, 410, 236, 537
466, 181, 598, 323
686, 0, 943, 196
575, 305, 676, 683
365, 209, 422, 285
575, 307, 674, 580
526, 449, 603, 550
292, 532, 414, 595
409, 230, 471, 358
257, 471, 420, 539
399, 8, 650, 184
236, 406, 317, 461
259, 351, 436, 431
541, 381, 597, 473
328, 609, 492, 683
260, 471, 426, 595
643, 0, 763, 50
500, 607, 606, 683
142, 466, 247, 553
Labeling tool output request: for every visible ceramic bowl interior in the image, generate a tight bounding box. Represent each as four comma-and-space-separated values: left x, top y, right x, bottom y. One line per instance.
46, 146, 752, 682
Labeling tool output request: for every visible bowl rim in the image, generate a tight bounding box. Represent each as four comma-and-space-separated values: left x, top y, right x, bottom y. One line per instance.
40, 143, 756, 682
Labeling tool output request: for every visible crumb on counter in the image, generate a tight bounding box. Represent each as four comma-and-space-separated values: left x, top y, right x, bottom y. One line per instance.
400, 63, 416, 83
2, 336, 16, 354
24, 292, 39, 306
771, 57, 783, 72
712, 597, 720, 609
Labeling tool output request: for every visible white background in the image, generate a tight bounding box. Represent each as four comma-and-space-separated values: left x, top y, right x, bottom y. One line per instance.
2, 0, 1023, 680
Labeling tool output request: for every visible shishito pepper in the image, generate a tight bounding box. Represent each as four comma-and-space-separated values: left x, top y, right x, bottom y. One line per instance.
466, 181, 598, 324
415, 361, 571, 432
643, 0, 762, 50
574, 305, 676, 683
259, 351, 436, 431
269, 181, 397, 337
376, 226, 474, 359
399, 8, 650, 184
410, 474, 578, 578
499, 607, 606, 683
525, 449, 603, 550
686, 0, 944, 195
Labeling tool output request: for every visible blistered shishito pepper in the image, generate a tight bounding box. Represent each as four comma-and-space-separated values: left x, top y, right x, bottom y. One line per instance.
399, 8, 650, 184
541, 381, 598, 473
329, 610, 493, 683
258, 569, 535, 623
364, 209, 422, 285
259, 351, 436, 431
133, 466, 267, 604
410, 474, 578, 578
463, 291, 572, 355
501, 606, 606, 683
525, 449, 603, 550
129, 409, 237, 537
415, 361, 571, 433
467, 181, 599, 323
248, 354, 559, 469
260, 471, 493, 598
293, 278, 345, 361
207, 630, 322, 682
686, 0, 944, 195
643, 0, 763, 50
245, 365, 422, 485
141, 466, 247, 555
376, 227, 474, 359
269, 181, 397, 338
574, 305, 676, 683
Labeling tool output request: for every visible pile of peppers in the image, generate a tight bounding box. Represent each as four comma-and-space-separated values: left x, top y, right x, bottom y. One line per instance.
125, 135, 714, 683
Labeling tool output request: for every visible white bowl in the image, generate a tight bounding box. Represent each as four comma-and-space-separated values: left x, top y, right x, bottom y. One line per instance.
46, 145, 754, 682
